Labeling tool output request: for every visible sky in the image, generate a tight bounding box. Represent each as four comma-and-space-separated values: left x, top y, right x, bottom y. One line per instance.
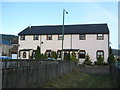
1, 1, 119, 49
118, 2, 120, 50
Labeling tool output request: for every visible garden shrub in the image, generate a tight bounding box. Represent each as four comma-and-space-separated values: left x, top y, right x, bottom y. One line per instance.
70, 52, 78, 62
64, 53, 71, 61
41, 53, 47, 60
51, 51, 57, 59
83, 54, 92, 65
95, 55, 104, 65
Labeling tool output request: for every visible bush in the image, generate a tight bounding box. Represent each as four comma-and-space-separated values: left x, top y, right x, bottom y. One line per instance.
41, 53, 47, 60
70, 52, 78, 62
103, 62, 109, 65
51, 51, 57, 59
83, 54, 92, 65
94, 61, 108, 65
64, 53, 71, 61
95, 55, 104, 65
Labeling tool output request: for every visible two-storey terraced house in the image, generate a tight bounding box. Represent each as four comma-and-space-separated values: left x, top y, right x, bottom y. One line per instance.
18, 24, 109, 63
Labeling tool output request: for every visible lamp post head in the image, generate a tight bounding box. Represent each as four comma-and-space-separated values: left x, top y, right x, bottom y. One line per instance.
66, 11, 68, 14
63, 9, 68, 14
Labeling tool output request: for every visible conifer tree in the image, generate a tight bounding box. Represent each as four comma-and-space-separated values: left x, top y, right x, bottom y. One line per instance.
35, 46, 41, 60
83, 54, 92, 65
108, 47, 115, 63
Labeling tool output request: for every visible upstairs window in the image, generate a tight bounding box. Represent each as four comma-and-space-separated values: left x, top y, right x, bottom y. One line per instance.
79, 34, 86, 40
46, 35, 52, 40
33, 35, 39, 40
79, 50, 86, 58
97, 34, 104, 40
20, 35, 25, 40
58, 35, 63, 40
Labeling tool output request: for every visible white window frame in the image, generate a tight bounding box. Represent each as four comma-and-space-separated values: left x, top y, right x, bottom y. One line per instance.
46, 35, 52, 40
79, 34, 86, 40
58, 35, 63, 40
97, 34, 104, 40
20, 35, 25, 40
33, 35, 39, 40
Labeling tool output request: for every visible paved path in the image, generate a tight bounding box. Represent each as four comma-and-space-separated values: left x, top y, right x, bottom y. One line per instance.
76, 65, 110, 74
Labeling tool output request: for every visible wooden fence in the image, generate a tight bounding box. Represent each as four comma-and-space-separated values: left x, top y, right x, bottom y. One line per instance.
2, 60, 76, 88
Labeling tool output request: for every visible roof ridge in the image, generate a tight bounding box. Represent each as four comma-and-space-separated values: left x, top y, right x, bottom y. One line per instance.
30, 23, 107, 27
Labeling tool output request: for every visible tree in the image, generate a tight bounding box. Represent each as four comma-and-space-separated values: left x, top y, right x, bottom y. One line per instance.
83, 54, 92, 65
34, 46, 41, 60
108, 47, 115, 63
109, 46, 112, 55
108, 53, 115, 63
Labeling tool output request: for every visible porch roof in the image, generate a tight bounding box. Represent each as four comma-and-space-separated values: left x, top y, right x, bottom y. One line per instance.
19, 49, 32, 51
63, 49, 79, 51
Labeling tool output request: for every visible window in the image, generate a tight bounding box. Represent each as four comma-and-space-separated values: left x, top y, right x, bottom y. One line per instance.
57, 50, 61, 58
58, 35, 63, 40
46, 50, 51, 57
79, 50, 86, 58
33, 35, 39, 40
79, 34, 86, 40
23, 52, 26, 58
97, 34, 104, 40
46, 35, 52, 40
64, 51, 70, 59
97, 50, 104, 58
20, 35, 25, 40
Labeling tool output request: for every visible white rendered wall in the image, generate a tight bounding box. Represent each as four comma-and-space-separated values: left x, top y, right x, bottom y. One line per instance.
18, 35, 71, 53
18, 34, 109, 62
18, 35, 40, 50
72, 34, 109, 62
41, 35, 71, 53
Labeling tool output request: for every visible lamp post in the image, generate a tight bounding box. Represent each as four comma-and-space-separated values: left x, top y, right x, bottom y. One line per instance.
61, 9, 68, 60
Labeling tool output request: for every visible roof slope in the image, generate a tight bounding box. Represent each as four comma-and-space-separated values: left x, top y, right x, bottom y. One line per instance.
18, 24, 109, 35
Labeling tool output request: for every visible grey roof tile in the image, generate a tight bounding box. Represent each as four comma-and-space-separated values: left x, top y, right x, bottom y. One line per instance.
18, 24, 109, 35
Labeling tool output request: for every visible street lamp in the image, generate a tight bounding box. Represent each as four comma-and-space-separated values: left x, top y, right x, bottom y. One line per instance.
61, 9, 68, 60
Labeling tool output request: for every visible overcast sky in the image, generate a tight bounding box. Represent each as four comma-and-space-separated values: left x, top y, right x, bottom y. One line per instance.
1, 1, 119, 49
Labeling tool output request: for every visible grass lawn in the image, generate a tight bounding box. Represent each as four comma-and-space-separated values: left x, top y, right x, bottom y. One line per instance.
43, 71, 116, 88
